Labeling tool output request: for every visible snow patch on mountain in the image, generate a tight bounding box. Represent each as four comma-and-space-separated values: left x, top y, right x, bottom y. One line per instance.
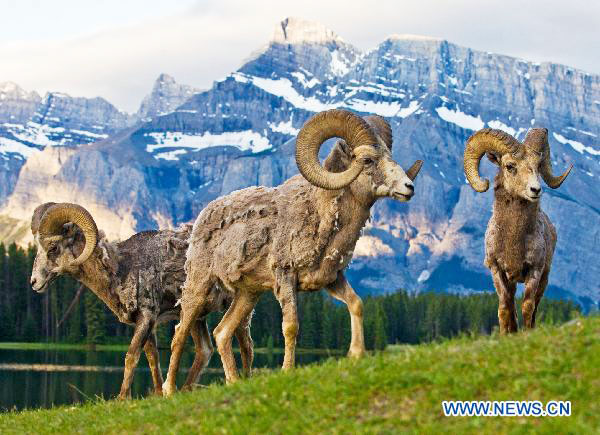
330, 50, 351, 76
231, 73, 334, 112
345, 99, 420, 118
268, 119, 299, 136
436, 106, 485, 131
553, 132, 600, 156
290, 72, 320, 88
0, 137, 39, 159
155, 149, 187, 161
6, 122, 65, 147
145, 130, 272, 157
487, 120, 517, 136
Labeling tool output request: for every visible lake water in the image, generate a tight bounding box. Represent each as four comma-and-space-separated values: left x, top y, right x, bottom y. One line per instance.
0, 346, 335, 412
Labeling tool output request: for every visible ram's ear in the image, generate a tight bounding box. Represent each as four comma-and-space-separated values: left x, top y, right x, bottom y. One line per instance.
324, 139, 352, 173
486, 152, 501, 166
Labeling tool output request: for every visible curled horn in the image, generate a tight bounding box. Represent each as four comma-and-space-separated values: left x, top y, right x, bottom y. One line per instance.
37, 203, 98, 266
363, 115, 423, 180
363, 115, 393, 149
296, 109, 378, 190
463, 128, 521, 192
31, 202, 57, 234
524, 128, 572, 189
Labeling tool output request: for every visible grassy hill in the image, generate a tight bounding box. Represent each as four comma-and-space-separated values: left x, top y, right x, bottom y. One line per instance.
0, 316, 598, 434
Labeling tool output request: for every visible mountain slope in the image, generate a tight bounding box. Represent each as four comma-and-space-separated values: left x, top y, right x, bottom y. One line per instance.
0, 18, 598, 307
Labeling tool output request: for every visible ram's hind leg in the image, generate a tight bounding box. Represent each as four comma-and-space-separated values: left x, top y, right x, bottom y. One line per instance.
182, 318, 213, 391
143, 330, 164, 396
235, 310, 254, 377
163, 277, 213, 397
214, 291, 258, 384
326, 273, 366, 358
530, 269, 549, 329
522, 268, 544, 330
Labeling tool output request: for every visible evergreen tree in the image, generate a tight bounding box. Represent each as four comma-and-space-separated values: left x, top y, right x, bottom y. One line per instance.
22, 313, 38, 342
84, 291, 106, 344
299, 294, 317, 349
320, 299, 336, 349
373, 300, 388, 351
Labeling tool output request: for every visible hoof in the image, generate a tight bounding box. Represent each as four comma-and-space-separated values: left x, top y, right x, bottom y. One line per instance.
347, 348, 366, 359
225, 375, 240, 385
162, 381, 176, 397
117, 393, 131, 401
180, 384, 195, 392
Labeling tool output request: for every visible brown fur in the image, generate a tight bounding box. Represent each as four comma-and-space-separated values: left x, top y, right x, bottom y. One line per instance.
484, 147, 557, 333
163, 120, 420, 395
30, 214, 253, 399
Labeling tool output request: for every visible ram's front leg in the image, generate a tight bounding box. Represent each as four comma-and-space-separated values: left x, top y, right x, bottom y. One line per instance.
326, 272, 366, 358
490, 265, 517, 334
274, 268, 298, 370
119, 312, 153, 400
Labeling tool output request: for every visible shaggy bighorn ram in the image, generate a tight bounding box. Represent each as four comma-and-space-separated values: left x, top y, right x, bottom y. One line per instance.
464, 128, 572, 333
163, 109, 423, 395
29, 203, 253, 399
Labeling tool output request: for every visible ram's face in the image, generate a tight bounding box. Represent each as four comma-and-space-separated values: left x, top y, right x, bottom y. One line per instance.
30, 226, 81, 293
360, 145, 415, 201
325, 139, 415, 203
496, 152, 543, 202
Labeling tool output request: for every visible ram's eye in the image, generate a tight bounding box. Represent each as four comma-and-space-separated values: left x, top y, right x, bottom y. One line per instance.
363, 158, 374, 165
47, 245, 58, 255
506, 164, 516, 174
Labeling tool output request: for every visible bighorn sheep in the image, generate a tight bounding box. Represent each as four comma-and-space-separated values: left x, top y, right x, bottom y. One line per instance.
463, 128, 572, 333
29, 203, 253, 399
163, 109, 423, 395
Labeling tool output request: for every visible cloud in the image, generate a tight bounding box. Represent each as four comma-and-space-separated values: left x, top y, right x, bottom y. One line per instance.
1, 0, 598, 112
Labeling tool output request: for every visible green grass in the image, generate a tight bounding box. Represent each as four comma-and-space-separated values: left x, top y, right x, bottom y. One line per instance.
1, 317, 598, 434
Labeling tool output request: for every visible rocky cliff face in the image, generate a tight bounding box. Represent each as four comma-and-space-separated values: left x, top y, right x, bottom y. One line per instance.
136, 73, 200, 121
0, 87, 134, 207
1, 19, 598, 308
0, 82, 41, 124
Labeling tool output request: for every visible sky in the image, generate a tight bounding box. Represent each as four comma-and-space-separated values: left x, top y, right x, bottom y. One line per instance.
1, 0, 598, 113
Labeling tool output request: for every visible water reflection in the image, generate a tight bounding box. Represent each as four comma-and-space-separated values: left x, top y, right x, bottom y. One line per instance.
0, 347, 335, 411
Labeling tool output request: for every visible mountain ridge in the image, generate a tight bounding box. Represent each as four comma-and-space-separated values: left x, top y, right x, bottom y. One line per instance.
0, 18, 598, 309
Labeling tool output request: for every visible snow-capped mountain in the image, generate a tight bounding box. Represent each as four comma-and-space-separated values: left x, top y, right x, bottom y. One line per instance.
137, 73, 201, 121
0, 87, 134, 209
0, 18, 598, 309
0, 82, 41, 124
